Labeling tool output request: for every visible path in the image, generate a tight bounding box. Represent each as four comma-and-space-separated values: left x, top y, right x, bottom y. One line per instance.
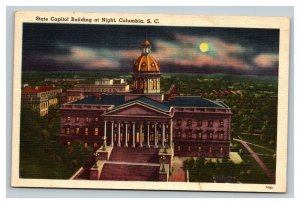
105, 161, 160, 166
169, 157, 187, 182
238, 138, 275, 183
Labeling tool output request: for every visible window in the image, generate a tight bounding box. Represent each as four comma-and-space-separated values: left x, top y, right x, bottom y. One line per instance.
188, 146, 191, 151
208, 131, 213, 140
197, 131, 203, 139
209, 146, 213, 153
76, 117, 79, 122
94, 143, 98, 148
208, 120, 213, 127
84, 143, 88, 148
177, 146, 181, 151
177, 119, 181, 126
85, 117, 89, 122
66, 127, 70, 135
198, 146, 202, 152
95, 117, 99, 122
187, 120, 192, 126
197, 120, 202, 126
94, 128, 99, 136
84, 128, 89, 136
75, 127, 80, 135
176, 130, 182, 138
187, 131, 192, 139
66, 117, 71, 122
218, 132, 224, 140
67, 141, 71, 146
219, 120, 224, 127
220, 147, 224, 154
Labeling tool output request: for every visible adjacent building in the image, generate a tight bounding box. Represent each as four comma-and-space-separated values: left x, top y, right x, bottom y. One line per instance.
22, 85, 62, 116
65, 78, 130, 103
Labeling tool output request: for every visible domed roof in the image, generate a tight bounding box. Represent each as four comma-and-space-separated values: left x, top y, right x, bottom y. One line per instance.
133, 40, 160, 73
133, 55, 160, 73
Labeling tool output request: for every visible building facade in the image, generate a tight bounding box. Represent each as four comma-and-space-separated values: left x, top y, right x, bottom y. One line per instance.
65, 78, 130, 103
22, 85, 62, 116
59, 40, 232, 158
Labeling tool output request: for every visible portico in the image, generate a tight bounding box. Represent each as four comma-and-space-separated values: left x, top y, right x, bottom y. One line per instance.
103, 120, 173, 148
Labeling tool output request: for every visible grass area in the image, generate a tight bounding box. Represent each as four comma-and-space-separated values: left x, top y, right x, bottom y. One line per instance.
185, 156, 272, 184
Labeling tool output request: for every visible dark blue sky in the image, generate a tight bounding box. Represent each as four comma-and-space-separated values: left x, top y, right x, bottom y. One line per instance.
22, 23, 280, 75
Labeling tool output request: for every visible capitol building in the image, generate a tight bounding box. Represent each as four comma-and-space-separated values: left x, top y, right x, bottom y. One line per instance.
59, 40, 233, 181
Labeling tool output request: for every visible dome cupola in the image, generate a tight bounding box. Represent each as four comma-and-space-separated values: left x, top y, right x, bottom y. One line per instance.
133, 40, 160, 73
132, 40, 161, 94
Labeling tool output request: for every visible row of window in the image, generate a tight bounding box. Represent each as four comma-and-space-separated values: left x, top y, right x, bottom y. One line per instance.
176, 119, 224, 127
65, 127, 99, 136
177, 145, 225, 153
66, 117, 99, 123
176, 130, 224, 140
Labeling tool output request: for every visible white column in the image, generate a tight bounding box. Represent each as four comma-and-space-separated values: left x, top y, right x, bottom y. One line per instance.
103, 121, 107, 147
154, 123, 158, 148
117, 122, 121, 147
132, 122, 135, 147
111, 121, 114, 147
139, 124, 143, 147
125, 122, 128, 147
147, 123, 150, 148
170, 120, 173, 147
162, 123, 165, 147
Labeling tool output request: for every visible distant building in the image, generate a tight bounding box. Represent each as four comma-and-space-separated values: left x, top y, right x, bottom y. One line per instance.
65, 78, 130, 103
22, 85, 62, 116
59, 40, 232, 158
44, 78, 85, 83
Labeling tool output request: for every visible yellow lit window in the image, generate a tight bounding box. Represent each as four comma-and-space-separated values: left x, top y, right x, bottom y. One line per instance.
85, 117, 89, 122
84, 128, 89, 136
187, 120, 192, 126
209, 147, 213, 153
177, 146, 181, 151
220, 120, 224, 127
220, 147, 224, 153
198, 146, 202, 152
67, 141, 71, 146
66, 117, 71, 122
197, 131, 202, 139
94, 128, 98, 136
219, 132, 224, 140
95, 118, 98, 122
66, 127, 70, 135
76, 117, 79, 122
75, 127, 80, 135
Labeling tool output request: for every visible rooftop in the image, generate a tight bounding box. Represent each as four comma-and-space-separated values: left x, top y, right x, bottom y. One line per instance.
22, 86, 61, 93
70, 94, 126, 107
69, 94, 227, 110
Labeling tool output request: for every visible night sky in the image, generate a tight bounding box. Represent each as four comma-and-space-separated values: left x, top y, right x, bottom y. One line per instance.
22, 23, 280, 76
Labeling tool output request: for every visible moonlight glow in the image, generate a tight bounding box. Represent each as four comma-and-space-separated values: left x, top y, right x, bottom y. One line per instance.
199, 42, 209, 53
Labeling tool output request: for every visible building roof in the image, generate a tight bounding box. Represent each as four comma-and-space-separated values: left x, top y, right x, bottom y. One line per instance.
164, 96, 227, 108
127, 96, 170, 111
22, 86, 61, 93
70, 94, 126, 106
69, 94, 227, 110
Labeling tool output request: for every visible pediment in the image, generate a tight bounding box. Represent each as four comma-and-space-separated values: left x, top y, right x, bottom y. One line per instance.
103, 102, 170, 118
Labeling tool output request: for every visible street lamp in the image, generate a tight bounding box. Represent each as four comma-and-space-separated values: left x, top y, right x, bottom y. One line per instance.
163, 138, 168, 153
93, 152, 99, 168
160, 155, 166, 173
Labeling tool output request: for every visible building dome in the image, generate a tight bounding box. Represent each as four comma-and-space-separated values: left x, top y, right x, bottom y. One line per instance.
133, 40, 160, 73
133, 55, 160, 72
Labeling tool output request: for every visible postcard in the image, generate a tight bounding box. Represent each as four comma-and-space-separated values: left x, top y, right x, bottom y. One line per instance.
11, 11, 290, 192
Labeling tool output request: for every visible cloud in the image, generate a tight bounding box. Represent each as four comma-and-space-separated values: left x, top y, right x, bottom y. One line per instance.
253, 53, 279, 68
46, 45, 120, 69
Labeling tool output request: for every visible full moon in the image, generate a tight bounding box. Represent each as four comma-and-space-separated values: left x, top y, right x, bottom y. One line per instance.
199, 42, 209, 53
